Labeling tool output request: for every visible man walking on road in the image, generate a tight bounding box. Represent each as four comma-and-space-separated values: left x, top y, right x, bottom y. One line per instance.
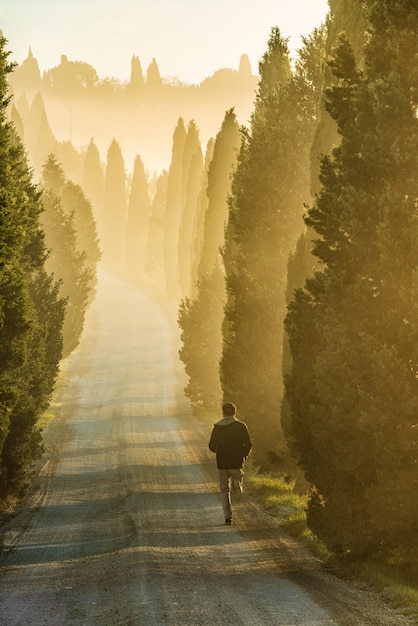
208, 402, 252, 525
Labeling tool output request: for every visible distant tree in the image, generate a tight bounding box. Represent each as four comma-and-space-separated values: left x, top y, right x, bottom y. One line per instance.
127, 54, 145, 99
82, 138, 104, 226
10, 104, 24, 142
147, 170, 168, 280
8, 48, 42, 98
198, 109, 241, 276
26, 92, 57, 171
43, 55, 99, 92
178, 111, 241, 414
146, 58, 163, 99
220, 26, 326, 466
102, 139, 127, 267
238, 54, 252, 76
126, 154, 151, 274
178, 120, 203, 297
41, 152, 65, 192
190, 138, 215, 295
0, 38, 65, 496
163, 117, 187, 299
14, 94, 30, 128
285, 2, 418, 560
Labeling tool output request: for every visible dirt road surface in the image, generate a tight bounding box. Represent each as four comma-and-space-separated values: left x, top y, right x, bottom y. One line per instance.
0, 268, 414, 625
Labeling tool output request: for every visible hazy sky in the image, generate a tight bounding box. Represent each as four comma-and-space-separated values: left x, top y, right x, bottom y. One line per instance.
2, 0, 329, 84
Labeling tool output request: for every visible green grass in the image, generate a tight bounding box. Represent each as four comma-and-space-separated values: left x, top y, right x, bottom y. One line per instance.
341, 559, 418, 616
244, 464, 418, 616
244, 463, 329, 560
37, 371, 67, 429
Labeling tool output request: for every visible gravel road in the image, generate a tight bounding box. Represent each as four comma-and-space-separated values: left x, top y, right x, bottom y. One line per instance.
0, 267, 414, 625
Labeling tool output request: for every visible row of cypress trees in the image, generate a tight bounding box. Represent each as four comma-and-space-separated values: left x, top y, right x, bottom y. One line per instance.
0, 37, 100, 498
0, 39, 65, 497
179, 0, 418, 562
285, 1, 418, 561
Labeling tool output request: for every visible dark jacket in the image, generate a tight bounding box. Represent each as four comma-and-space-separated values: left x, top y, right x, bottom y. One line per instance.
208, 416, 252, 469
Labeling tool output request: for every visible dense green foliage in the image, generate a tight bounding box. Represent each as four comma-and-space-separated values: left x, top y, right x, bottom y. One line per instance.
220, 27, 326, 465
178, 265, 224, 410
0, 38, 65, 496
41, 155, 98, 357
178, 110, 241, 410
178, 121, 203, 298
285, 1, 418, 559
197, 109, 241, 276
164, 118, 187, 299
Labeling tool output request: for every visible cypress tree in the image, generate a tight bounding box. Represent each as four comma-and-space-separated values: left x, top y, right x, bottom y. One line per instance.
146, 58, 163, 101
285, 2, 418, 559
163, 118, 186, 299
127, 54, 144, 100
102, 139, 127, 267
82, 138, 104, 226
190, 138, 215, 296
177, 113, 241, 416
147, 170, 168, 281
198, 109, 241, 277
178, 121, 203, 298
0, 38, 65, 496
41, 155, 92, 357
8, 47, 42, 99
61, 179, 101, 302
310, 0, 366, 196
178, 265, 224, 411
220, 27, 325, 465
126, 154, 151, 275
27, 93, 57, 172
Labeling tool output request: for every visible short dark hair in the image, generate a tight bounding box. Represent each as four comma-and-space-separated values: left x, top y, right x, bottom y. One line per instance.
222, 402, 236, 416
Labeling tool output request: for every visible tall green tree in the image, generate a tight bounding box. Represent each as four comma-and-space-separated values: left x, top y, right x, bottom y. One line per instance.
190, 138, 215, 295
178, 121, 203, 298
220, 27, 325, 465
164, 118, 186, 299
285, 2, 418, 560
41, 155, 93, 357
0, 38, 65, 496
309, 0, 365, 196
198, 109, 241, 276
178, 265, 224, 410
61, 179, 101, 302
177, 112, 241, 410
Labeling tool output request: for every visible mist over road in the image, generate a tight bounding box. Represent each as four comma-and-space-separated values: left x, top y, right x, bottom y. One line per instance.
0, 269, 412, 625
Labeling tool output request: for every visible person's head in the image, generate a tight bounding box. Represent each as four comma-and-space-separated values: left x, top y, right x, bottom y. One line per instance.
222, 402, 236, 417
